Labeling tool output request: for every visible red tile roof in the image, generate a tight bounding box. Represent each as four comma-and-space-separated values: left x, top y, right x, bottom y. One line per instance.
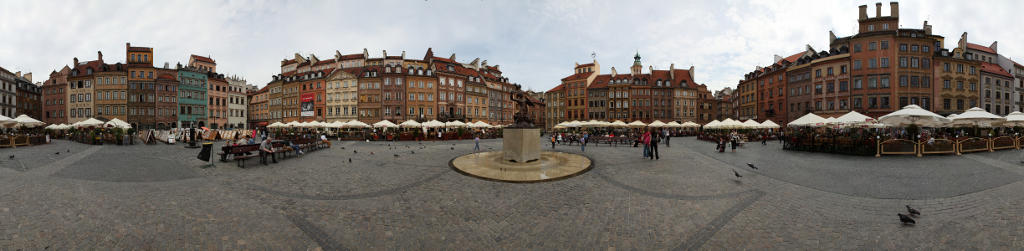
72, 60, 104, 76
968, 43, 997, 54
981, 62, 1013, 78
561, 72, 593, 82
547, 83, 565, 92
157, 73, 177, 81
313, 59, 335, 66
339, 54, 364, 60
781, 51, 804, 64
280, 59, 296, 66
431, 57, 457, 64
589, 75, 610, 89
485, 65, 501, 73
386, 56, 402, 59
191, 55, 215, 64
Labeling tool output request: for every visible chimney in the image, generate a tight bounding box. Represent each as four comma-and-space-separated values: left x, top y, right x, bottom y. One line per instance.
362, 48, 369, 58
858, 5, 867, 20
611, 67, 617, 77
382, 50, 387, 58
401, 51, 405, 59
829, 31, 837, 45
649, 66, 654, 73
24, 73, 31, 82
774, 54, 783, 62
97, 51, 103, 61
875, 2, 882, 18
689, 66, 695, 81
990, 41, 998, 53
164, 62, 170, 69
890, 2, 899, 17
73, 57, 79, 66
923, 21, 932, 35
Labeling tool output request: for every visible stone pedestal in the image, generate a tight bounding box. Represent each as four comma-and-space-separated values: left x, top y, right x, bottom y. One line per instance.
503, 128, 540, 163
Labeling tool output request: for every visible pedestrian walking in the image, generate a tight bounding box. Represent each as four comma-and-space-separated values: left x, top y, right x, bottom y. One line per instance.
551, 135, 557, 149
761, 132, 767, 145
730, 132, 738, 153
650, 129, 660, 160
580, 132, 588, 152
664, 129, 670, 147
474, 135, 481, 155
642, 129, 652, 158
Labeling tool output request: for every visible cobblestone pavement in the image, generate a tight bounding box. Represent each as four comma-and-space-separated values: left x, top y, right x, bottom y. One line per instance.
0, 137, 1022, 249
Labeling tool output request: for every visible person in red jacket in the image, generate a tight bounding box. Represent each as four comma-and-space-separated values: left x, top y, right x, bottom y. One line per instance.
642, 129, 652, 158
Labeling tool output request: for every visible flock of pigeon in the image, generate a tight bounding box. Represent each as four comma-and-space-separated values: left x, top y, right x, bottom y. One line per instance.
733, 162, 923, 226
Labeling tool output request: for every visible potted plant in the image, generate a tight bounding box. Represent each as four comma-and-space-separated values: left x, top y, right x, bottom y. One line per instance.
113, 128, 124, 145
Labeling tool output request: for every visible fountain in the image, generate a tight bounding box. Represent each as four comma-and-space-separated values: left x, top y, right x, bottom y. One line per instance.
450, 89, 592, 182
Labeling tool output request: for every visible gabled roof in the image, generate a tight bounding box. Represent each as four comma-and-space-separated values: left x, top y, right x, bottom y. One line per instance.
967, 43, 996, 54
191, 55, 215, 64
781, 51, 804, 64
561, 71, 593, 82
339, 54, 365, 60
589, 75, 610, 89
980, 62, 1013, 78
313, 59, 335, 66
547, 83, 565, 92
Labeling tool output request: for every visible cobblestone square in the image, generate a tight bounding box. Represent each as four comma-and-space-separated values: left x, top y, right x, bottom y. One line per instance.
1, 137, 1023, 250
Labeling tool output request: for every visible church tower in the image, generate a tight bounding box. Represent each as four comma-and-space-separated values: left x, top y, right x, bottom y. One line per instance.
630, 52, 642, 76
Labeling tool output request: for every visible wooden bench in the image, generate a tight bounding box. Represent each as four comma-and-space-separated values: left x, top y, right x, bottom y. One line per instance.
229, 144, 260, 168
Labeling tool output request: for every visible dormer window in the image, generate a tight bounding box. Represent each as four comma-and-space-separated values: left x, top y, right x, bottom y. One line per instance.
408, 67, 414, 75
426, 70, 432, 75
447, 65, 454, 71
86, 69, 92, 74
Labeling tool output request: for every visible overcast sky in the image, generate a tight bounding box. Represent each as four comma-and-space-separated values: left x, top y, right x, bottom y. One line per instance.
1, 0, 1022, 92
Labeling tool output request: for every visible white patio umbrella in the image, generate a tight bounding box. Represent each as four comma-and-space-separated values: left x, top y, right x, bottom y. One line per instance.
267, 122, 286, 128
835, 111, 876, 127
565, 120, 582, 128
609, 120, 628, 128
742, 119, 761, 129
759, 120, 780, 129
951, 107, 1005, 127
648, 120, 667, 128
344, 120, 371, 128
824, 117, 838, 126
627, 120, 647, 128
373, 120, 398, 128
75, 118, 105, 128
399, 120, 422, 128
103, 118, 132, 129
445, 120, 467, 128
704, 120, 721, 129
12, 114, 45, 128
788, 113, 827, 127
470, 121, 491, 128
682, 121, 701, 128
580, 120, 606, 128
877, 104, 950, 127
1002, 111, 1024, 127
717, 119, 744, 129
421, 120, 445, 128
665, 121, 682, 128
285, 121, 302, 128
327, 121, 346, 128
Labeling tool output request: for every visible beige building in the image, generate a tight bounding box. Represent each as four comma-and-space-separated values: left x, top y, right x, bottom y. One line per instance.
325, 68, 359, 122
67, 56, 101, 123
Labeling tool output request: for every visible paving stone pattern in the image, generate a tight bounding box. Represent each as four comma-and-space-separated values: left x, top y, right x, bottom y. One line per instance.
0, 137, 1022, 249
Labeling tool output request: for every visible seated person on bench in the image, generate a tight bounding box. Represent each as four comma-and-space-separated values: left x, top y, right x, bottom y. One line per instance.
259, 138, 277, 164
289, 140, 304, 155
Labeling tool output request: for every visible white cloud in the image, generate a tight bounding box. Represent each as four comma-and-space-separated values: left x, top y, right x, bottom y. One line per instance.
0, 0, 1022, 92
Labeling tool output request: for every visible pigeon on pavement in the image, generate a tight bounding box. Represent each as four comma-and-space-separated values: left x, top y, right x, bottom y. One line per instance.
906, 205, 921, 217
747, 163, 758, 169
733, 170, 742, 178
898, 213, 916, 225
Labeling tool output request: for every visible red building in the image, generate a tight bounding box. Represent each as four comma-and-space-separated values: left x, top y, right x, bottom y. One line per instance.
42, 66, 70, 124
